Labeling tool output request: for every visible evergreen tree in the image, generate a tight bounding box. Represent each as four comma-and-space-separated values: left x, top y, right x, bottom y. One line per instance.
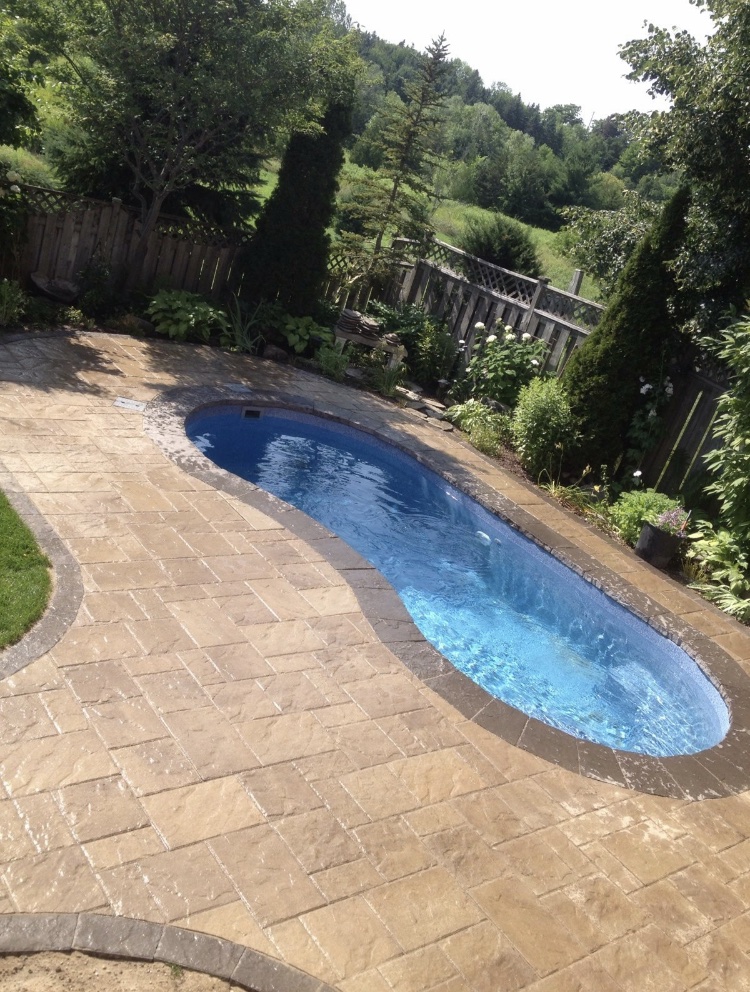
342, 34, 449, 271
561, 186, 691, 474
241, 99, 352, 315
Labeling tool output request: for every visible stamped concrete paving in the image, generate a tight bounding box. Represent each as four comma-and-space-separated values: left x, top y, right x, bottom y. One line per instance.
2, 331, 750, 991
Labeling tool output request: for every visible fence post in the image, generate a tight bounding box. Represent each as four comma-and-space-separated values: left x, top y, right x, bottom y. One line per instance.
567, 269, 584, 295
519, 276, 550, 336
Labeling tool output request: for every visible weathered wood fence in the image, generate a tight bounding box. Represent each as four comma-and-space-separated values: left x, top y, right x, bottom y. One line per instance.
11, 188, 726, 497
330, 238, 724, 494
16, 186, 247, 298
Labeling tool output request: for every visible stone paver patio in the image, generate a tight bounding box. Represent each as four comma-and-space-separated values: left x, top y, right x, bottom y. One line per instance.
2, 330, 750, 991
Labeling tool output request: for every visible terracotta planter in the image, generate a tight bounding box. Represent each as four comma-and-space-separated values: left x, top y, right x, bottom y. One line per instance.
634, 521, 683, 568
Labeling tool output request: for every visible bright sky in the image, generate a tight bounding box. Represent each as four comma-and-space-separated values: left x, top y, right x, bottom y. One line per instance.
344, 0, 713, 123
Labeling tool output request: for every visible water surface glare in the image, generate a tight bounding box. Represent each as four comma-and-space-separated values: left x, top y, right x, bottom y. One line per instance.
187, 407, 729, 757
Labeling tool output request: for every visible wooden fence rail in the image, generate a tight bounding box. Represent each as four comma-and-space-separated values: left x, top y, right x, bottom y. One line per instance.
16, 186, 248, 299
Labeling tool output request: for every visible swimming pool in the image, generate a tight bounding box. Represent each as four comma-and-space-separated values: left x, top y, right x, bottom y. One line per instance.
187, 405, 729, 758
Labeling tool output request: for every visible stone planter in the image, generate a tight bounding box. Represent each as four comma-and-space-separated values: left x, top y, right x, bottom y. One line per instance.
634, 521, 683, 568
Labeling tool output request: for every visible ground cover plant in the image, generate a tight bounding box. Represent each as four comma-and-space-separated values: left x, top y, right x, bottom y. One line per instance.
0, 490, 51, 649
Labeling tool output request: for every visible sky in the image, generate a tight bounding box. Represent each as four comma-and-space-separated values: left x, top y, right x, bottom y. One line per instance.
343, 0, 714, 124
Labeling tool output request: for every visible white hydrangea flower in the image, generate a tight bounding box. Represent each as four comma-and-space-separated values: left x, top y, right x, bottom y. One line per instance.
6, 171, 21, 183
486, 334, 497, 343
521, 332, 532, 342
9, 185, 20, 194
474, 322, 485, 331
531, 359, 539, 366
505, 332, 515, 342
640, 383, 652, 395
633, 470, 642, 478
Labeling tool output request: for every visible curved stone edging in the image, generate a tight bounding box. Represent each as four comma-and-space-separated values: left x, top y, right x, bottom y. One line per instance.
0, 463, 84, 679
143, 384, 750, 801
0, 913, 335, 992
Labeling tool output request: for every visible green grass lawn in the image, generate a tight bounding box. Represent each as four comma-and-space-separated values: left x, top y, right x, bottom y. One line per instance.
0, 490, 51, 650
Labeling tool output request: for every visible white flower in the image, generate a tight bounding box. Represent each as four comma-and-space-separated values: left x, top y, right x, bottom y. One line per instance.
474, 322, 485, 331
665, 382, 674, 397
486, 334, 497, 343
633, 470, 642, 478
457, 339, 466, 346
9, 185, 20, 194
521, 332, 532, 342
6, 171, 21, 183
505, 332, 515, 342
648, 408, 657, 419
531, 359, 539, 367
640, 383, 652, 395
504, 325, 514, 333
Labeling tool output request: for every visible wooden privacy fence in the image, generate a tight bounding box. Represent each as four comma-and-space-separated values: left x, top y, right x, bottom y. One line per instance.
17, 186, 248, 298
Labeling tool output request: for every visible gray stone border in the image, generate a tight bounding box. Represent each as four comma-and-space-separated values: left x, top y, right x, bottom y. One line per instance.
0, 462, 84, 678
0, 913, 335, 992
145, 383, 750, 801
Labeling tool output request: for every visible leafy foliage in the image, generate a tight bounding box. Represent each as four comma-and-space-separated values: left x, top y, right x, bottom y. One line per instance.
606, 489, 681, 547
460, 212, 541, 277
686, 522, 750, 621
18, 0, 356, 284
622, 1, 750, 327
561, 187, 691, 474
443, 399, 513, 456
702, 316, 750, 541
459, 322, 547, 408
277, 314, 333, 355
146, 290, 227, 343
0, 278, 26, 326
511, 378, 578, 480
557, 192, 660, 299
315, 343, 350, 381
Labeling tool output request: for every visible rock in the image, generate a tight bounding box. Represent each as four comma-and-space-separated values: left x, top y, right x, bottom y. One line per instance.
262, 344, 290, 363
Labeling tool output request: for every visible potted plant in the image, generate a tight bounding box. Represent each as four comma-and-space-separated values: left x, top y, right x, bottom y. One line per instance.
635, 506, 690, 568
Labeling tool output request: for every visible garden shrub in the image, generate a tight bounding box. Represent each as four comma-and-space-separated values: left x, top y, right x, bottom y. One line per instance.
0, 279, 26, 327
444, 399, 513, 456
607, 488, 681, 547
460, 321, 546, 408
511, 377, 577, 479
409, 320, 458, 387
316, 343, 350, 381
146, 289, 228, 342
460, 212, 541, 277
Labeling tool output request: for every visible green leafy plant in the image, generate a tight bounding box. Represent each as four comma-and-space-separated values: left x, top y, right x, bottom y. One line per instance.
458, 320, 547, 408
278, 314, 333, 355
444, 399, 513, 457
0, 278, 26, 327
686, 522, 750, 621
410, 319, 458, 386
371, 359, 406, 397
146, 289, 228, 343
220, 296, 266, 354
606, 488, 682, 547
316, 342, 350, 381
511, 377, 578, 479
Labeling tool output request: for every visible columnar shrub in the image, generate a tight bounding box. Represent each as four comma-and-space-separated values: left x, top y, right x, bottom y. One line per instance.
561, 186, 691, 474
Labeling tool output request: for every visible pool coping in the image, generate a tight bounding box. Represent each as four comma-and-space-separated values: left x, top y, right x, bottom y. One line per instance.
143, 383, 750, 801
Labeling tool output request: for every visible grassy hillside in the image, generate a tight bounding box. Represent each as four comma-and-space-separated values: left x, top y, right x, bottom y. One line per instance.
431, 199, 601, 300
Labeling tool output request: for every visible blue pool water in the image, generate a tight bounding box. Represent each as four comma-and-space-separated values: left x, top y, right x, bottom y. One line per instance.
187, 406, 729, 757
